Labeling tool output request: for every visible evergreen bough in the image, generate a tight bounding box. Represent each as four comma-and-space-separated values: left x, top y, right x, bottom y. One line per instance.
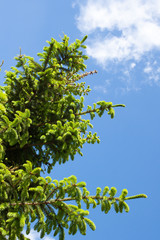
0, 35, 147, 240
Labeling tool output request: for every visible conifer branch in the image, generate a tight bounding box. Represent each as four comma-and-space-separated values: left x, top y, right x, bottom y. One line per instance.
77, 70, 98, 80
8, 194, 147, 207
66, 70, 98, 84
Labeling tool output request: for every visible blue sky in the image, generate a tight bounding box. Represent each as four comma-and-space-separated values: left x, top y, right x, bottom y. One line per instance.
0, 0, 159, 239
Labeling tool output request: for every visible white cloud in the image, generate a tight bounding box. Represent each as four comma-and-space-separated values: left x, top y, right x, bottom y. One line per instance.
75, 0, 160, 65
23, 229, 55, 240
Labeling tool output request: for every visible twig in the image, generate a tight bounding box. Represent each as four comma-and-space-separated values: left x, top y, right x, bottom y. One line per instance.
0, 60, 4, 68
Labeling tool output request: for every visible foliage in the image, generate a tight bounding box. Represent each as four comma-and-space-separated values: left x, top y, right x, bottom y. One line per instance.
0, 35, 147, 240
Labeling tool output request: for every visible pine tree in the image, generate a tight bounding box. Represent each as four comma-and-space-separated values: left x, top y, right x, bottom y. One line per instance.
0, 35, 147, 240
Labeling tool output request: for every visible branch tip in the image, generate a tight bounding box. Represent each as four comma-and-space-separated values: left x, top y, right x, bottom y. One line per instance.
0, 60, 4, 68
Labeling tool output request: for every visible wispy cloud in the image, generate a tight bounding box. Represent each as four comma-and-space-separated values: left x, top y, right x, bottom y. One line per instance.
93, 79, 110, 94
143, 60, 160, 85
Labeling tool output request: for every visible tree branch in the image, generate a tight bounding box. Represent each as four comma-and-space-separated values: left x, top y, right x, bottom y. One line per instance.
66, 70, 98, 85
9, 194, 147, 207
